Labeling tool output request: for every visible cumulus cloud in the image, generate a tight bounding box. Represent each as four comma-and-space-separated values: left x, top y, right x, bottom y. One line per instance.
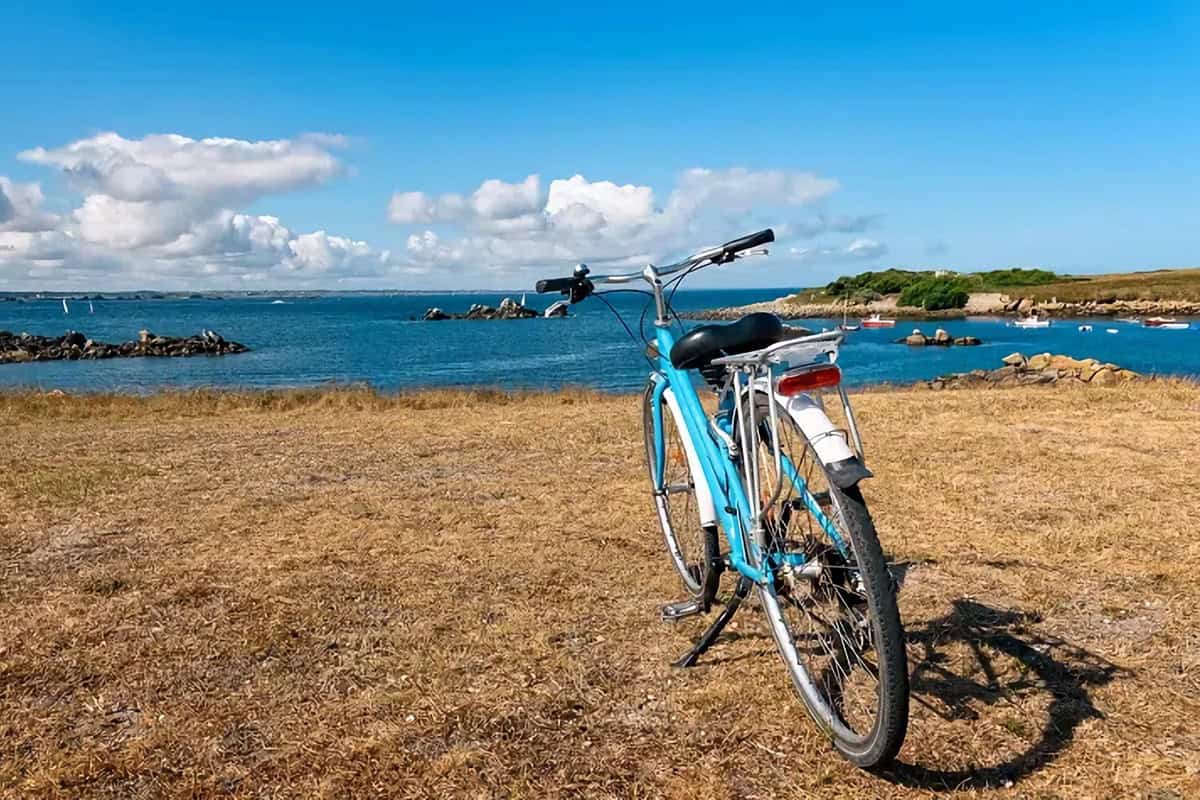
387, 167, 854, 274
0, 177, 60, 233
1, 132, 401, 289
20, 132, 344, 204
545, 175, 656, 228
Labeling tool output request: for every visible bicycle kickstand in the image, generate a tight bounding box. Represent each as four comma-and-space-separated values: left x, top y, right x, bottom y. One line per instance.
672, 576, 752, 668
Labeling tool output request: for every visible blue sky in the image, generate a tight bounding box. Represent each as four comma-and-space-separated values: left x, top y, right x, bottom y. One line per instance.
1, 2, 1197, 290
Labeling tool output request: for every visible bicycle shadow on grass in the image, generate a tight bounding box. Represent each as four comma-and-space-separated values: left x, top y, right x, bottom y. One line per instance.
880, 598, 1125, 791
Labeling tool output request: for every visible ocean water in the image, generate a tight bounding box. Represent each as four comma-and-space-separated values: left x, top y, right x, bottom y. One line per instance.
1, 291, 1198, 393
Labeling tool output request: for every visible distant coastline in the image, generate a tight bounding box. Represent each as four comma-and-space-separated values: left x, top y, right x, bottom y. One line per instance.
687, 266, 1200, 321
686, 294, 1200, 321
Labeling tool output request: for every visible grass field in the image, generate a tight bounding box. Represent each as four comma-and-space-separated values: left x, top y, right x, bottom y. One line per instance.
1016, 268, 1200, 303
784, 267, 1200, 309
2, 385, 1199, 798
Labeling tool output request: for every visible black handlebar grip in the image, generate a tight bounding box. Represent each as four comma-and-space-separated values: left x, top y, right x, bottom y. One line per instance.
536, 277, 576, 293
721, 228, 775, 255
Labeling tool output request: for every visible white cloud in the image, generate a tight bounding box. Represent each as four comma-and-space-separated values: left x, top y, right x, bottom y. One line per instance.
669, 167, 838, 215
387, 191, 437, 224
790, 238, 888, 265
0, 177, 60, 233
545, 175, 656, 228
845, 238, 887, 258
471, 175, 542, 220
1, 132, 401, 289
20, 132, 344, 203
2, 140, 871, 289
386, 167, 847, 275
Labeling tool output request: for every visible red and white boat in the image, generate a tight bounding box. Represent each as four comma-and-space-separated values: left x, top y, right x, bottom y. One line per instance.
1143, 316, 1188, 328
1144, 316, 1190, 330
860, 313, 896, 329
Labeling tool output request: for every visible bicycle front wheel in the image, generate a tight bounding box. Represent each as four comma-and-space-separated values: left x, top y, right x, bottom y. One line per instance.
642, 382, 718, 599
747, 400, 908, 768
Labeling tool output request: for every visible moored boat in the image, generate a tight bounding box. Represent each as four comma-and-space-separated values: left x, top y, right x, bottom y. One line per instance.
838, 298, 859, 331
1013, 314, 1051, 329
860, 313, 895, 329
1144, 316, 1186, 328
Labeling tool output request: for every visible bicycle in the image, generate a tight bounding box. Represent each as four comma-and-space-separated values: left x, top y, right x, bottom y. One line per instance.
535, 228, 909, 768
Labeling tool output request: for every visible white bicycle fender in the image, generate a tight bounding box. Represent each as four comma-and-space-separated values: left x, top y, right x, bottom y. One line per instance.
747, 378, 872, 489
781, 393, 857, 465
663, 386, 718, 526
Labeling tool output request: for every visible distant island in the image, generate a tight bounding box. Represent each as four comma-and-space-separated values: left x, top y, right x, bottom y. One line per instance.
689, 266, 1200, 320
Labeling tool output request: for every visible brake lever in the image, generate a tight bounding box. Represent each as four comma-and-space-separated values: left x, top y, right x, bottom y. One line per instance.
733, 248, 770, 259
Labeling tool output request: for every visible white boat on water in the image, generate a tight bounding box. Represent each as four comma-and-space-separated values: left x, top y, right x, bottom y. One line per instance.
1078, 324, 1093, 332
1115, 317, 1140, 324
860, 313, 895, 328
1013, 314, 1051, 329
544, 299, 569, 318
838, 298, 859, 331
1106, 328, 1119, 334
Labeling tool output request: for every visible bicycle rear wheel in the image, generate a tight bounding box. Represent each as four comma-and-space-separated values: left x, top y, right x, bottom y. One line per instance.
642, 382, 719, 599
746, 398, 908, 768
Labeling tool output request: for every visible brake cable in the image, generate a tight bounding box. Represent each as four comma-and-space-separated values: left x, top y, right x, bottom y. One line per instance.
591, 289, 657, 369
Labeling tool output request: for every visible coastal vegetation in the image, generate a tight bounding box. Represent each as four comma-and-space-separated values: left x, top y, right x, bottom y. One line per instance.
746, 265, 1200, 320
896, 276, 972, 310
2, 384, 1197, 797
821, 268, 1060, 308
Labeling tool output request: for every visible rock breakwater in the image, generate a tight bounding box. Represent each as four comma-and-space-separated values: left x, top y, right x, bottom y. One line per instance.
0, 329, 248, 364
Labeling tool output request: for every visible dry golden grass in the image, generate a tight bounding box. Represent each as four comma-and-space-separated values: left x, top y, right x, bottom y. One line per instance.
1018, 268, 1200, 303
2, 383, 1199, 798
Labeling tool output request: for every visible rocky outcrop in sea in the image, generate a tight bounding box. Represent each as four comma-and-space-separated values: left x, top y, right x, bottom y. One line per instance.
897, 328, 982, 346
926, 352, 1141, 390
423, 297, 544, 320
0, 329, 249, 364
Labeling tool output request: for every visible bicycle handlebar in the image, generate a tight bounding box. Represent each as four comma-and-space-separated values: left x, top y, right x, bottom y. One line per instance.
534, 277, 575, 294
718, 228, 775, 257
534, 228, 775, 301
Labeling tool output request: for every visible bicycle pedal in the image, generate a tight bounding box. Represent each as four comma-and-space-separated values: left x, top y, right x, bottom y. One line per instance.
659, 599, 705, 622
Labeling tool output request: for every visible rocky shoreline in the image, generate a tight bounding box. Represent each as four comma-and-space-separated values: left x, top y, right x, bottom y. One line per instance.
686, 294, 1200, 322
0, 329, 248, 364
924, 352, 1140, 390
685, 299, 967, 321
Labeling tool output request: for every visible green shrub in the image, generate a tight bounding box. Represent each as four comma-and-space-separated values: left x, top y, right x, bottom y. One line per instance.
898, 277, 970, 310
971, 268, 1059, 289
825, 269, 928, 298
825, 266, 1065, 301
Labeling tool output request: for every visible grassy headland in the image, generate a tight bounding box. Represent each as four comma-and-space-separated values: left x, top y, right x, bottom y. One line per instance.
692, 266, 1200, 320
2, 384, 1198, 797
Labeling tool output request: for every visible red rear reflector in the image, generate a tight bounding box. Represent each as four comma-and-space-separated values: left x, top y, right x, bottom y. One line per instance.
777, 365, 841, 395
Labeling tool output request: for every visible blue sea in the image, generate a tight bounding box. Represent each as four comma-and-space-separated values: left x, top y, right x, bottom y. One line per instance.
2, 290, 1198, 393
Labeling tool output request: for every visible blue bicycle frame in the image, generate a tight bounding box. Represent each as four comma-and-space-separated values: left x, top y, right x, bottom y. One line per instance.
647, 322, 857, 590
